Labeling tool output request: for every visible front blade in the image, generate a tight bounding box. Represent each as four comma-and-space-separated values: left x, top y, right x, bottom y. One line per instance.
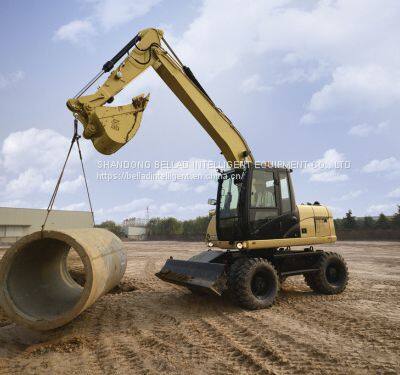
155, 259, 226, 295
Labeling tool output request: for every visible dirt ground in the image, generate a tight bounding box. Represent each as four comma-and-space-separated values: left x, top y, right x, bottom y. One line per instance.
0, 241, 399, 374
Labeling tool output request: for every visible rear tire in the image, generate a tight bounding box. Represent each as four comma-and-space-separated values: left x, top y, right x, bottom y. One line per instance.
304, 252, 348, 294
228, 258, 279, 310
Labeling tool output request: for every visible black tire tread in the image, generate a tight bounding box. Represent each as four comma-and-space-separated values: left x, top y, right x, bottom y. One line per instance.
304, 251, 348, 294
228, 257, 279, 310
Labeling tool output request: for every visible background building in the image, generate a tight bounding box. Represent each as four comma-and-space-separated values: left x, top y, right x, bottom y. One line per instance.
122, 217, 148, 240
0, 207, 93, 243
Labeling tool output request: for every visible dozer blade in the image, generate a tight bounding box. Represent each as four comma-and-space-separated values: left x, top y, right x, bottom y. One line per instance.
156, 257, 227, 296
68, 94, 149, 155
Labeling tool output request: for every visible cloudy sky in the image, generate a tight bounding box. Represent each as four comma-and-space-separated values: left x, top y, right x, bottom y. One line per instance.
0, 0, 399, 222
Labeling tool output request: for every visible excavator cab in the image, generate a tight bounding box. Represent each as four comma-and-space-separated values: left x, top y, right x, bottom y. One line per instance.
216, 166, 300, 243
156, 166, 303, 296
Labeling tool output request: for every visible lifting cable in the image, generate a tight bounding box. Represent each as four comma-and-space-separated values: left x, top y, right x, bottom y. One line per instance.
41, 118, 95, 231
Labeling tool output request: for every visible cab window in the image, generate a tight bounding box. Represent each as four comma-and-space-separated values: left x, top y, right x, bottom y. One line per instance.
279, 172, 292, 213
250, 170, 276, 208
219, 175, 240, 218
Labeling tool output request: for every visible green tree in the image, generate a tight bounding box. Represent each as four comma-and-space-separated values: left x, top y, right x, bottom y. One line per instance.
391, 205, 400, 228
343, 210, 357, 229
147, 217, 182, 238
182, 216, 209, 238
334, 218, 343, 230
162, 217, 183, 236
96, 220, 126, 238
375, 213, 390, 229
147, 216, 209, 239
362, 216, 375, 229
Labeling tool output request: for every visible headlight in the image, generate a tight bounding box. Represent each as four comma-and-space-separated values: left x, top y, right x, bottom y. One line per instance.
208, 242, 214, 247
236, 242, 243, 249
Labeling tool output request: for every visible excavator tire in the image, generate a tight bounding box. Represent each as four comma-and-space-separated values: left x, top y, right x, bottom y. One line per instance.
304, 251, 348, 294
228, 257, 279, 310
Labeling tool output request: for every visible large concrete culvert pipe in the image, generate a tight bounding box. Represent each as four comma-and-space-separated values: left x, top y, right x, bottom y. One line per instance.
0, 228, 126, 330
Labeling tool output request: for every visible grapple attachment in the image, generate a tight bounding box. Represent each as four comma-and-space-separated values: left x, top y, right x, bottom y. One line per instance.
155, 250, 227, 295
67, 94, 149, 155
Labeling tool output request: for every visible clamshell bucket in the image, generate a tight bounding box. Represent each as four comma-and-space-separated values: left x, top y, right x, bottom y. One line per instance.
155, 250, 227, 295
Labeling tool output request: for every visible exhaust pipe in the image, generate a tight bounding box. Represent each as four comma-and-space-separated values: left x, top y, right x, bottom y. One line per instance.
0, 228, 126, 330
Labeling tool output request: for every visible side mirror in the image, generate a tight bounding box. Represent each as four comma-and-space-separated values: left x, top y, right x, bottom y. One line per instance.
208, 198, 217, 206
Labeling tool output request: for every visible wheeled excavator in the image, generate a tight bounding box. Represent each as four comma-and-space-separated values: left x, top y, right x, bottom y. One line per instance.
67, 28, 348, 309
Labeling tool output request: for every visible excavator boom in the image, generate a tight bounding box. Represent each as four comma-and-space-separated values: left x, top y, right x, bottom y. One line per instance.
67, 28, 254, 164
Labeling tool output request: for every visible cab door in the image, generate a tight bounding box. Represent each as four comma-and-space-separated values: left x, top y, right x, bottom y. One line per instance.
246, 168, 299, 240
276, 171, 300, 238
247, 168, 280, 239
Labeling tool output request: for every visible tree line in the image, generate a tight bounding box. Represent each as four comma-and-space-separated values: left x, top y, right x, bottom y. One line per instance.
96, 216, 210, 240
146, 216, 210, 240
335, 205, 400, 230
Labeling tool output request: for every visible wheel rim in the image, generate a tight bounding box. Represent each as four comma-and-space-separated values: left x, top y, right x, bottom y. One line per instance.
325, 259, 346, 287
251, 270, 275, 300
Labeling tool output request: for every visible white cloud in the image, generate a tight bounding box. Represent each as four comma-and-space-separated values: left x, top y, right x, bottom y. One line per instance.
277, 58, 329, 84
53, 20, 95, 44
5, 169, 49, 198
59, 175, 84, 194
1, 128, 93, 174
172, 0, 400, 126
175, 1, 400, 77
110, 198, 153, 213
300, 113, 317, 125
54, 0, 161, 44
362, 157, 400, 173
90, 0, 161, 31
2, 128, 66, 173
388, 187, 400, 198
0, 128, 93, 200
52, 0, 400, 134
334, 189, 363, 201
348, 122, 388, 137
4, 170, 85, 199
0, 199, 36, 209
305, 65, 400, 118
240, 74, 270, 94
303, 149, 349, 182
0, 70, 25, 89
194, 180, 216, 193
96, 198, 153, 220
60, 202, 87, 211
367, 204, 394, 215
309, 170, 348, 182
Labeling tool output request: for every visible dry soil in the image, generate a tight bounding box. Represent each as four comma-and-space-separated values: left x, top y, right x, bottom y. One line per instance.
0, 241, 399, 374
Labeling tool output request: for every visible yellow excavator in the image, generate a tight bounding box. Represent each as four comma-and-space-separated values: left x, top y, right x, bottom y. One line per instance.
67, 28, 348, 309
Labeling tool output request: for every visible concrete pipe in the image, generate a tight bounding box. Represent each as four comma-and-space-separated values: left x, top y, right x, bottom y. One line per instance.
0, 228, 126, 330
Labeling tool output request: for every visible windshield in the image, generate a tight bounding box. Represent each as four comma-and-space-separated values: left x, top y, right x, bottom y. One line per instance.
219, 174, 240, 219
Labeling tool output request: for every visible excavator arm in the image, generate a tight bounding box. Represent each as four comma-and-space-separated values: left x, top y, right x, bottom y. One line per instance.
67, 28, 254, 164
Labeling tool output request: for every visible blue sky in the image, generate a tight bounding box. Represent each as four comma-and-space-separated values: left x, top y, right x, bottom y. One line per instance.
0, 0, 399, 223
